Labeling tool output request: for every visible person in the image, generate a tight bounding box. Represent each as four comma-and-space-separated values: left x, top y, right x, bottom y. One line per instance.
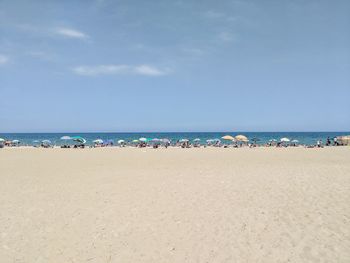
334, 137, 338, 146
326, 137, 331, 146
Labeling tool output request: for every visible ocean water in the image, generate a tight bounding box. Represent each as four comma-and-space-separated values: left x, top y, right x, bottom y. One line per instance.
0, 132, 349, 146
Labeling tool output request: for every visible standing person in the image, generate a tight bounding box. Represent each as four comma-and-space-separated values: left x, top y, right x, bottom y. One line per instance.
334, 137, 338, 146
326, 137, 331, 146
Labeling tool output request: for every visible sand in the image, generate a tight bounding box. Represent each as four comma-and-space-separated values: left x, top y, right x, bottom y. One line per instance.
0, 147, 349, 262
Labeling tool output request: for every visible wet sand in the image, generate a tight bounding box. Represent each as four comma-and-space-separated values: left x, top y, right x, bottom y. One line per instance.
0, 147, 349, 262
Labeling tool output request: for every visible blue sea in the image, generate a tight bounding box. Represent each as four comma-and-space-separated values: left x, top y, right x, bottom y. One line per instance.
0, 132, 348, 146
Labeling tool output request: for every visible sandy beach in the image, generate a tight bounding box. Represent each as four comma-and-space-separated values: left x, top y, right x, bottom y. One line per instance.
0, 147, 349, 262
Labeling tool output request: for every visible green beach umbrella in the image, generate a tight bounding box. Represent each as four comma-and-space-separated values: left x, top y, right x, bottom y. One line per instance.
72, 136, 87, 144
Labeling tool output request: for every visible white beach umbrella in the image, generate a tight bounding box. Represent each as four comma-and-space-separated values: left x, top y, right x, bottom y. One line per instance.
12, 140, 19, 144
179, 139, 189, 143
0, 138, 5, 142
160, 138, 170, 143
118, 139, 125, 144
193, 138, 201, 142
139, 137, 147, 142
41, 140, 52, 146
280, 137, 290, 142
93, 139, 104, 144
291, 139, 299, 143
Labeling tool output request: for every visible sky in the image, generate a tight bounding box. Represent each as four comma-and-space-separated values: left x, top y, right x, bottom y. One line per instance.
0, 0, 349, 132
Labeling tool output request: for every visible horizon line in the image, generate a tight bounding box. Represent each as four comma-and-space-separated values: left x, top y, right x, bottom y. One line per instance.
1, 131, 349, 134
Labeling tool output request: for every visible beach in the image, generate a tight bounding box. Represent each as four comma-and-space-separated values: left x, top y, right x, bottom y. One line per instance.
0, 147, 349, 262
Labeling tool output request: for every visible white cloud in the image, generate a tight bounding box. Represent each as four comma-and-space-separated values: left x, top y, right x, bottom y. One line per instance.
55, 27, 88, 39
134, 65, 166, 76
72, 65, 130, 76
0, 54, 9, 65
72, 64, 168, 76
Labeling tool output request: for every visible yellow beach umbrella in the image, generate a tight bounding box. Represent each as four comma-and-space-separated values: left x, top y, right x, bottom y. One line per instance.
221, 135, 235, 141
235, 135, 249, 142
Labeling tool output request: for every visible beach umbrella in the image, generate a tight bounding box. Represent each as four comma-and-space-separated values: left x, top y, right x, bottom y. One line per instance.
221, 135, 235, 141
12, 139, 20, 144
235, 135, 248, 142
0, 138, 5, 142
72, 136, 86, 144
118, 139, 125, 144
179, 139, 189, 143
41, 140, 52, 146
132, 139, 139, 143
280, 137, 290, 142
151, 138, 161, 142
139, 137, 147, 142
160, 138, 170, 143
60, 136, 72, 140
93, 139, 104, 144
291, 139, 299, 143
193, 138, 201, 142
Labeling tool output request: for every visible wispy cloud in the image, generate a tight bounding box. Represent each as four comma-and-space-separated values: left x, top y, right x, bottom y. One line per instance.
54, 27, 88, 39
0, 54, 9, 65
72, 64, 168, 76
134, 65, 167, 76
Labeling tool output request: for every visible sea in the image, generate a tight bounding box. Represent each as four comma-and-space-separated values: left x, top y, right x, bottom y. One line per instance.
0, 132, 349, 146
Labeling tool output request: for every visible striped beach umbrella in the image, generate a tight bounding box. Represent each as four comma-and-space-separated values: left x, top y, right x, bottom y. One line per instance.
221, 135, 235, 141
235, 135, 248, 142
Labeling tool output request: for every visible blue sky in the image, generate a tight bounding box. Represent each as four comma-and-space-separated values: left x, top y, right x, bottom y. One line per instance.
0, 0, 349, 132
